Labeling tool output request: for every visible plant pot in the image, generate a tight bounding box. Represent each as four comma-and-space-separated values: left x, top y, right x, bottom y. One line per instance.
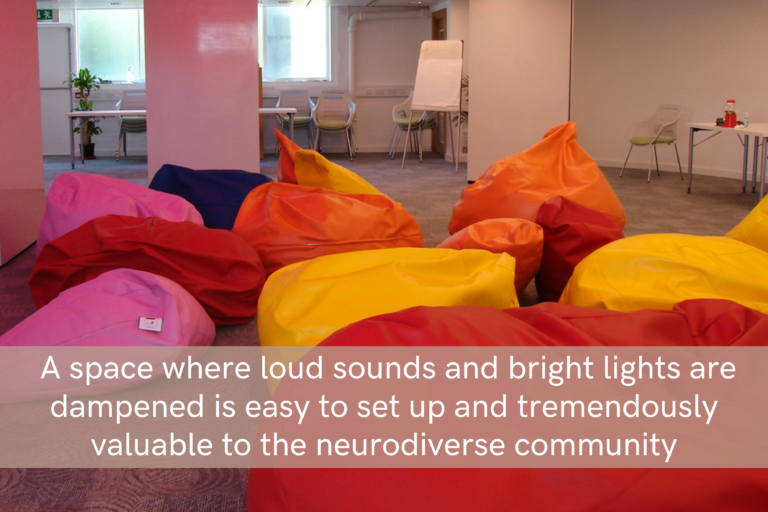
80, 143, 96, 160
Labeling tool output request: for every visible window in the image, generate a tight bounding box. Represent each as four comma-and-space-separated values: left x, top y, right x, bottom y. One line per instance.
77, 9, 145, 83
258, 6, 330, 82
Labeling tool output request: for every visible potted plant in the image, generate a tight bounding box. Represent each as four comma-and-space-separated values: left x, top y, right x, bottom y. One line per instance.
66, 68, 103, 159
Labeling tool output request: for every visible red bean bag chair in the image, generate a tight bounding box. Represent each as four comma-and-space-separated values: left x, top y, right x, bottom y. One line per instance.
275, 129, 301, 184
0, 268, 215, 403
437, 218, 543, 295
249, 299, 768, 512
448, 122, 626, 234
29, 215, 266, 326
37, 173, 203, 255
232, 182, 424, 275
535, 196, 624, 302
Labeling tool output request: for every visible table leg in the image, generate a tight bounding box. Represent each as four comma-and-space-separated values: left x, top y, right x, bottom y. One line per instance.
69, 117, 76, 169
742, 135, 749, 192
754, 136, 761, 192
687, 127, 695, 193
761, 136, 767, 200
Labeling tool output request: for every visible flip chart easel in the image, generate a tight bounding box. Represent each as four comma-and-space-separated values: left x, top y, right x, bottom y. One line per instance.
403, 40, 464, 172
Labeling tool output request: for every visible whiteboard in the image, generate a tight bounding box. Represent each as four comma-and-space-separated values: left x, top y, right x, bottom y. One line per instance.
411, 40, 463, 112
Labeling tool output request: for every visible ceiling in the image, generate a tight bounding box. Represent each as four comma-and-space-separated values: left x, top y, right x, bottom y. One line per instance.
36, 0, 440, 9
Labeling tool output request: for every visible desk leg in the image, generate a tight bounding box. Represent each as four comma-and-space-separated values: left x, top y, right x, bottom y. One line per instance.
687, 127, 695, 193
761, 136, 767, 200
742, 135, 749, 192
69, 117, 76, 169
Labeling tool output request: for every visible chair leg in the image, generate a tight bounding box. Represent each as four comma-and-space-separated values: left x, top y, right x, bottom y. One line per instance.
673, 142, 683, 180
619, 144, 633, 177
647, 146, 655, 182
388, 126, 398, 158
274, 124, 285, 156
123, 132, 128, 157
345, 129, 354, 160
314, 129, 321, 152
653, 144, 660, 177
115, 130, 123, 161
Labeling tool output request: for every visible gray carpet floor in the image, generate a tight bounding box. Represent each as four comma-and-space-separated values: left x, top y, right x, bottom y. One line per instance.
0, 152, 760, 510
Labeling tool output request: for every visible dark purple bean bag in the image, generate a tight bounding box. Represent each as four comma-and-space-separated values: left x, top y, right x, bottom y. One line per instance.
149, 164, 273, 229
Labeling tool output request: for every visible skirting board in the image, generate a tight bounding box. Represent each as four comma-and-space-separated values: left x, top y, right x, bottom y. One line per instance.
595, 159, 746, 181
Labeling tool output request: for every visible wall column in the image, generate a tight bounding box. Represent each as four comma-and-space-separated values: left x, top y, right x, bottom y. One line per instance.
144, 0, 261, 179
0, 0, 45, 265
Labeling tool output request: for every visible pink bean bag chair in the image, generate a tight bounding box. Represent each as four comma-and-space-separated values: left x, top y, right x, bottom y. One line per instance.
448, 122, 626, 234
437, 218, 543, 295
0, 269, 215, 402
29, 215, 266, 326
249, 299, 768, 512
233, 182, 424, 275
36, 173, 203, 255
535, 196, 624, 302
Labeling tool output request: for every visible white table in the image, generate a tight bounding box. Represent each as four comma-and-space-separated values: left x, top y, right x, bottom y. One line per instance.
67, 107, 298, 169
67, 110, 146, 168
687, 122, 768, 199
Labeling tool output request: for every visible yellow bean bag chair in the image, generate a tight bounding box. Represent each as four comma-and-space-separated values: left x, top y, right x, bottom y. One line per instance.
725, 195, 768, 253
258, 247, 518, 348
294, 149, 382, 196
560, 234, 768, 314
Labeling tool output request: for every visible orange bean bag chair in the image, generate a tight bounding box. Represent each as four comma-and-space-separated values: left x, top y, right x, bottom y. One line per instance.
29, 214, 266, 326
535, 196, 624, 302
437, 218, 543, 295
232, 182, 424, 275
448, 122, 626, 234
275, 129, 302, 184
249, 299, 768, 512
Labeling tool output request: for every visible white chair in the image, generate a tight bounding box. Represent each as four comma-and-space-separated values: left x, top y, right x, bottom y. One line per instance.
273, 89, 315, 154
311, 91, 357, 158
115, 90, 147, 161
388, 91, 436, 161
620, 104, 683, 182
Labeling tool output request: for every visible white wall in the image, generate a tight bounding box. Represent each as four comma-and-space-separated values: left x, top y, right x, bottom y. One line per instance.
571, 0, 768, 178
467, 0, 572, 181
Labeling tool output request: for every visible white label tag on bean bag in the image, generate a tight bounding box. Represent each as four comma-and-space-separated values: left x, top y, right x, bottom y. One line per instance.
138, 317, 163, 332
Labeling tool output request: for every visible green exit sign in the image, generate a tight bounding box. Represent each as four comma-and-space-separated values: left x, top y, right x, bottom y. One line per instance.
37, 9, 53, 21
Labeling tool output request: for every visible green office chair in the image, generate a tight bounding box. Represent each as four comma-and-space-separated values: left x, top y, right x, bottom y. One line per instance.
311, 91, 357, 159
115, 90, 147, 161
273, 89, 315, 155
620, 104, 683, 182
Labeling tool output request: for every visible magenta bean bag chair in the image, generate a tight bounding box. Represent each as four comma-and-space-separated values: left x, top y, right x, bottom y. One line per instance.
249, 299, 768, 512
534, 196, 624, 302
0, 269, 215, 403
29, 215, 266, 326
37, 173, 203, 255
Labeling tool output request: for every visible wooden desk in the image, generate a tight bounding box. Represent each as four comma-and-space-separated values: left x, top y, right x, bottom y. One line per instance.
687, 122, 768, 199
67, 108, 297, 169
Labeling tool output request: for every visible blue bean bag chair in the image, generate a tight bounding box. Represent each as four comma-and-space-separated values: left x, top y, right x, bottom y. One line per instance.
149, 164, 273, 229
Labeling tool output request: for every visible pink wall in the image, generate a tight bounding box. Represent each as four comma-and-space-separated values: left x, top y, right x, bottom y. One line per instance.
144, 0, 262, 178
0, 0, 44, 190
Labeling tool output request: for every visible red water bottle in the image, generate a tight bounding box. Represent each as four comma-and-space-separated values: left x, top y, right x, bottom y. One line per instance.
723, 100, 737, 128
